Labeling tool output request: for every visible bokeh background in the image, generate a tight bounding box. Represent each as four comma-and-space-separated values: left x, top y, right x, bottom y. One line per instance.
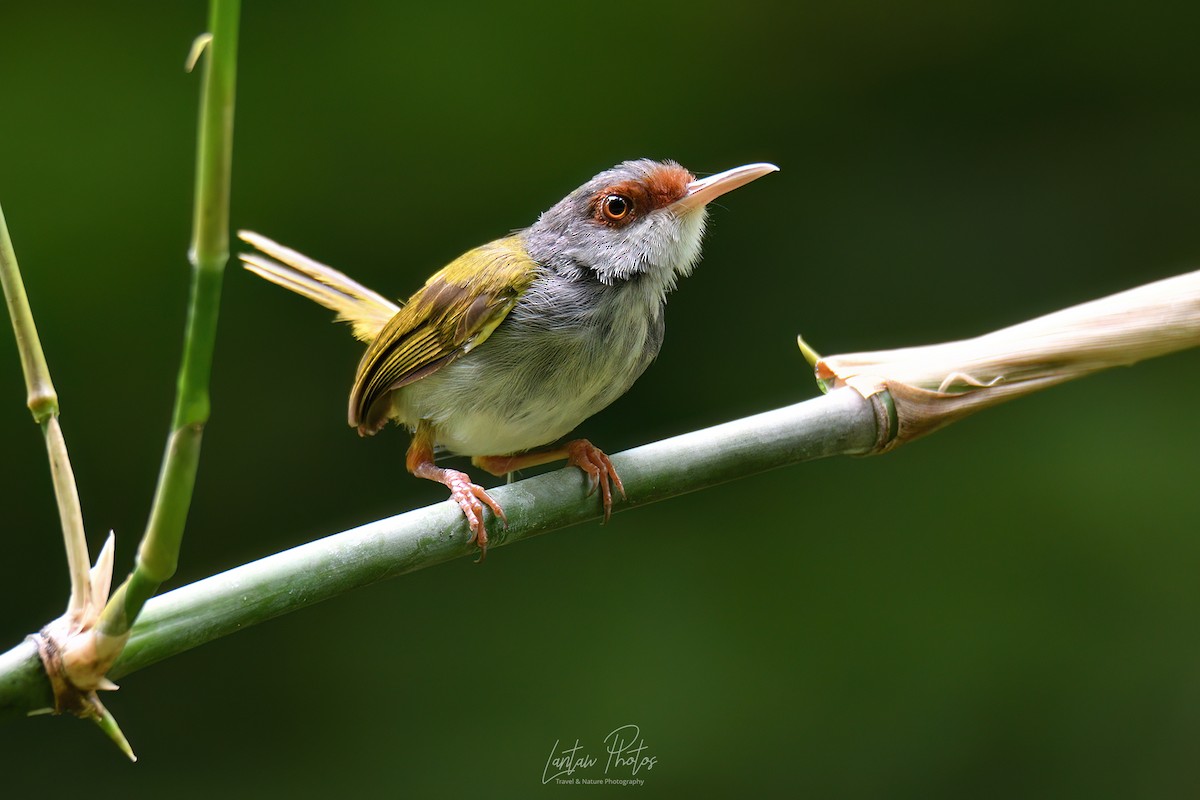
1, 2, 1198, 797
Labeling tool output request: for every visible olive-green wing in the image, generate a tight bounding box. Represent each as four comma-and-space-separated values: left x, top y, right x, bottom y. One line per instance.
349, 236, 539, 433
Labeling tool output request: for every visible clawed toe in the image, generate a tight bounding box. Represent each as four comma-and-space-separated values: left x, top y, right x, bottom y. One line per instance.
566, 439, 626, 523
444, 471, 506, 561
408, 433, 506, 561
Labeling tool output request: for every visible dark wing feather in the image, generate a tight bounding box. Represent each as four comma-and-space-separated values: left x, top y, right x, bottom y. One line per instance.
348, 236, 539, 433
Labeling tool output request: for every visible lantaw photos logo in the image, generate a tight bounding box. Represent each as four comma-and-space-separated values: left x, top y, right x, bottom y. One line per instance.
542, 724, 658, 786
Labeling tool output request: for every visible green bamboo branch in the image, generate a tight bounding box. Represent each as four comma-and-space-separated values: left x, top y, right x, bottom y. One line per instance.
0, 639, 51, 717
98, 0, 240, 640
0, 3, 239, 754
1, 168, 131, 755
0, 387, 885, 716
0, 204, 91, 621
2, 256, 1195, 720
110, 388, 878, 675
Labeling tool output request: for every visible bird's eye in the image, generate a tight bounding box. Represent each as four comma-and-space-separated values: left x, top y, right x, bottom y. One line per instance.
601, 194, 632, 222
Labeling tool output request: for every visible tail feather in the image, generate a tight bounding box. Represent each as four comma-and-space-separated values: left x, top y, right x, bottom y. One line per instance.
238, 230, 399, 343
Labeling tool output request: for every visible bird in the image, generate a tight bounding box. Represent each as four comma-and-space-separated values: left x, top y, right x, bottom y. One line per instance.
239, 159, 777, 558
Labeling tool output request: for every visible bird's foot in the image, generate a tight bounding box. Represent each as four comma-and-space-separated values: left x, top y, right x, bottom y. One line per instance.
566, 439, 626, 523
441, 469, 507, 561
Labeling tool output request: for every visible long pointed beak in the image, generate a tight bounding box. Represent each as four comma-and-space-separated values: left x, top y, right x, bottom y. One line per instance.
674, 162, 779, 212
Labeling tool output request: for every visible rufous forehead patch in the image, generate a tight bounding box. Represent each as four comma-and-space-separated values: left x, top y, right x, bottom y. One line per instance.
591, 163, 695, 225
641, 163, 694, 208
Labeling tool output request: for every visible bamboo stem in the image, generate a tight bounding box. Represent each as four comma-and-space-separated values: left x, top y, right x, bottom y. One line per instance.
0, 203, 91, 621
111, 388, 882, 676
808, 268, 1200, 449
0, 388, 883, 716
98, 0, 240, 639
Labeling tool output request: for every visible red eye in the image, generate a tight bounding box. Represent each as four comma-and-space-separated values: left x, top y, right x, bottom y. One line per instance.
601, 194, 632, 222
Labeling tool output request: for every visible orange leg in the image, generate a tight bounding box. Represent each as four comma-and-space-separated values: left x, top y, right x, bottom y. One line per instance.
407, 423, 506, 560
473, 439, 626, 523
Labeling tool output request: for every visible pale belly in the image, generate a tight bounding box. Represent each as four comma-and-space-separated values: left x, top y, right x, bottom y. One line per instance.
390, 283, 665, 456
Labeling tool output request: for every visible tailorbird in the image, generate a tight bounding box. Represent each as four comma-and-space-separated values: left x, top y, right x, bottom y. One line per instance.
240, 159, 777, 557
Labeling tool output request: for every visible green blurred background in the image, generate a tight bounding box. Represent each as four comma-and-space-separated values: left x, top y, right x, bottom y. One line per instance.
2, 1, 1198, 796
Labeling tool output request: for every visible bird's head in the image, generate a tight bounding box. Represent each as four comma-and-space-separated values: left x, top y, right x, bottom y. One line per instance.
524, 159, 777, 292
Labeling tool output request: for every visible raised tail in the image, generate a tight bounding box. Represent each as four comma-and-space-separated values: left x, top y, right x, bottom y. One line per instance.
238, 231, 400, 343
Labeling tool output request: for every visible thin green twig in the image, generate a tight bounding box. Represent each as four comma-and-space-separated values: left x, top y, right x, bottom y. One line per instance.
0, 205, 55, 423
0, 203, 91, 621
98, 0, 240, 639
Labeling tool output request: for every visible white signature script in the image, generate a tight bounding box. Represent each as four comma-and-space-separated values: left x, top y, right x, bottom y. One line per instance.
542, 724, 658, 784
